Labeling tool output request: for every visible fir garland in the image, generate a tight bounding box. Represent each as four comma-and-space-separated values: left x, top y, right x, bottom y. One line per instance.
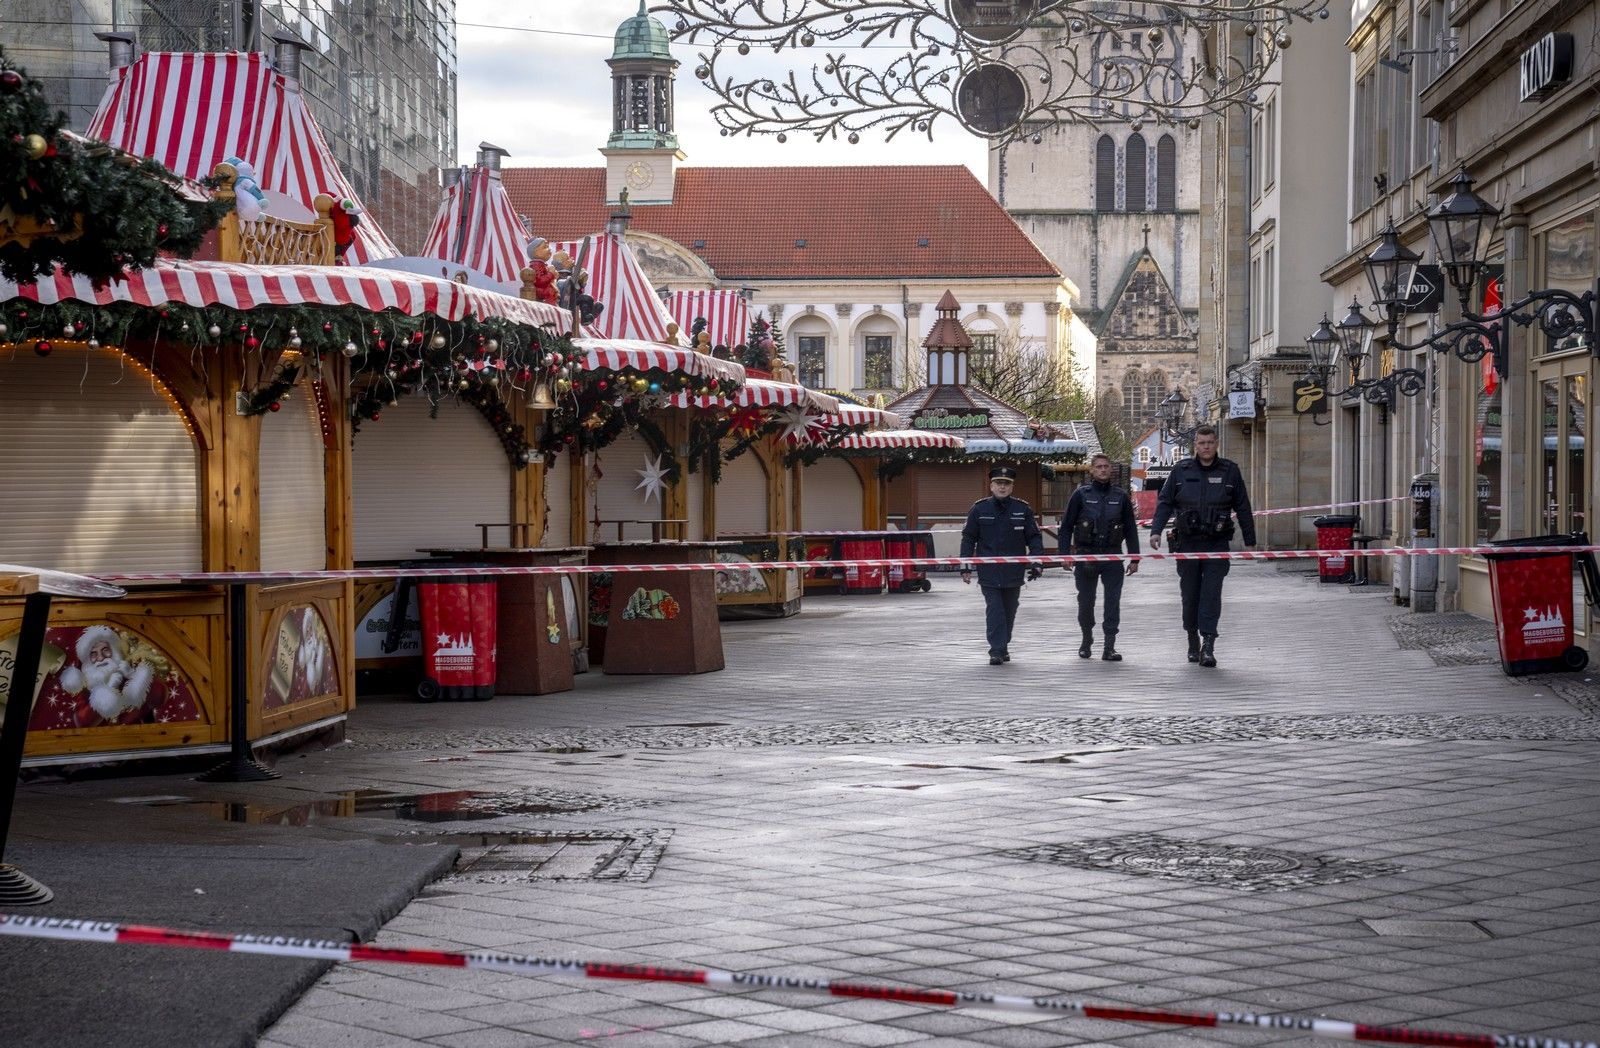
0, 50, 231, 286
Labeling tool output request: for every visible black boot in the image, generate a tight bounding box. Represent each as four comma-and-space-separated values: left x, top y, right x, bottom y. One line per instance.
1199, 634, 1217, 668
1078, 630, 1093, 659
1101, 633, 1122, 662
1186, 630, 1201, 663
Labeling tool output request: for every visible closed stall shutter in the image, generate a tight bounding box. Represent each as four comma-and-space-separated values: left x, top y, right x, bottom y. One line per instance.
259, 384, 327, 571
803, 458, 865, 530
594, 429, 665, 541
716, 452, 770, 535
916, 466, 988, 519
352, 396, 510, 562
0, 348, 201, 574
541, 448, 573, 547
684, 468, 706, 540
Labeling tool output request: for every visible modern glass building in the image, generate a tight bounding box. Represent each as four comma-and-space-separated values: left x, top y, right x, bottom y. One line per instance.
0, 0, 458, 254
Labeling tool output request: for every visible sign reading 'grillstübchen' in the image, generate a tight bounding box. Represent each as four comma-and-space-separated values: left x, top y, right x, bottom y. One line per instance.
912, 411, 991, 430
1520, 32, 1574, 102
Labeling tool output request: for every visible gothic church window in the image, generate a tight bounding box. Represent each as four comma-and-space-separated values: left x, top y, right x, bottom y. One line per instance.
1156, 134, 1176, 211
1125, 133, 1148, 212
1095, 135, 1116, 211
1121, 368, 1169, 429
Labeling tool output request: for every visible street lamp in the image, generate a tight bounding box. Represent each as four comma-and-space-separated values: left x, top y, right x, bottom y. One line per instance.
1355, 166, 1597, 378
1158, 388, 1199, 449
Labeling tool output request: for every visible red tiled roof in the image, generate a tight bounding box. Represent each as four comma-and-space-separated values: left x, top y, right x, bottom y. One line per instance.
500, 165, 1058, 281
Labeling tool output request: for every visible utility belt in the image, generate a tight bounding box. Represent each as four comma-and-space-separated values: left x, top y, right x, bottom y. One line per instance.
1073, 519, 1125, 552
1176, 508, 1235, 541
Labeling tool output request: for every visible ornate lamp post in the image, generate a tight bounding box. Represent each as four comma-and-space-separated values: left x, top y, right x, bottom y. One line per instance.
1347, 166, 1597, 379
1157, 388, 1199, 449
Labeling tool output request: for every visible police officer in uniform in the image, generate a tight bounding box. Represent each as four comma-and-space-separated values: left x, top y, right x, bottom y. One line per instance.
961, 465, 1044, 665
1148, 425, 1255, 667
1059, 453, 1140, 661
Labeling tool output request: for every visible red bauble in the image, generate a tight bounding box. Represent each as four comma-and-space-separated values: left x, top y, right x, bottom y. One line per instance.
598, 380, 608, 391
322, 323, 333, 333
245, 336, 259, 348
0, 70, 22, 94
268, 401, 281, 412
34, 341, 51, 356
370, 411, 381, 421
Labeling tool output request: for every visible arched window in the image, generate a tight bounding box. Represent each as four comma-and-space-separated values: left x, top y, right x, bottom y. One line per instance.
1095, 135, 1116, 212
1156, 134, 1176, 211
1125, 133, 1148, 212
1120, 368, 1169, 430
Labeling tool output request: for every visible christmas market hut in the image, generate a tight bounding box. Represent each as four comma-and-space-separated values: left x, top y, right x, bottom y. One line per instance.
885, 291, 1089, 537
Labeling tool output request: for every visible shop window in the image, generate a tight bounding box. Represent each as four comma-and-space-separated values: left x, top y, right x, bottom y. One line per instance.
797, 336, 827, 388
863, 335, 894, 388
1537, 212, 1596, 355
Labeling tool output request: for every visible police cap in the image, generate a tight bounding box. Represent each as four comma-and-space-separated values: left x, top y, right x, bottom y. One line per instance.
988, 465, 1018, 481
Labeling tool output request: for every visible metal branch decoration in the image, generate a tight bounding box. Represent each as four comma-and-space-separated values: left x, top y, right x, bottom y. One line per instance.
661, 0, 1331, 143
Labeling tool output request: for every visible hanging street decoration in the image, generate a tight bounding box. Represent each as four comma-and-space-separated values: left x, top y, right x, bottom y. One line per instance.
666, 0, 1329, 143
635, 453, 671, 505
0, 49, 231, 286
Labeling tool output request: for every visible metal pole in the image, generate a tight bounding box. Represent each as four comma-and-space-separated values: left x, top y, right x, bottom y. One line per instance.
0, 592, 55, 904
196, 583, 278, 782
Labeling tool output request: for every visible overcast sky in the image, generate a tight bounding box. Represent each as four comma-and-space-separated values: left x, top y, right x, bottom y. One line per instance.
455, 1, 991, 178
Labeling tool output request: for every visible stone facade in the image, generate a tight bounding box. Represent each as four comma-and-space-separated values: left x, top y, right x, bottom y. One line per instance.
1095, 252, 1199, 439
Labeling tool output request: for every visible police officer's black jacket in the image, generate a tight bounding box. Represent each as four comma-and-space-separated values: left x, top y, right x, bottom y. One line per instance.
1058, 479, 1141, 555
1149, 456, 1257, 546
960, 494, 1044, 588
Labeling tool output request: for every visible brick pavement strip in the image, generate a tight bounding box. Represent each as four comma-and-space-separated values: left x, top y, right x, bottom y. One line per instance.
15, 564, 1600, 1048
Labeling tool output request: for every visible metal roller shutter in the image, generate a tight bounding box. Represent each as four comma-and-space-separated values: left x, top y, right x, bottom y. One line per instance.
803, 458, 865, 530
352, 395, 511, 562
593, 429, 663, 541
715, 452, 770, 535
541, 447, 573, 547
684, 468, 706, 540
0, 347, 201, 574
259, 384, 327, 571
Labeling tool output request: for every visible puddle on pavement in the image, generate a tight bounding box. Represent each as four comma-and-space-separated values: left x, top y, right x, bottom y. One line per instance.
900, 763, 1001, 771
1018, 747, 1141, 764
120, 789, 601, 827
846, 784, 931, 790
622, 722, 730, 728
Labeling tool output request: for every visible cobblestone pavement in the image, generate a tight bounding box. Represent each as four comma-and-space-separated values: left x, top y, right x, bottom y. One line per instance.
60, 562, 1600, 1047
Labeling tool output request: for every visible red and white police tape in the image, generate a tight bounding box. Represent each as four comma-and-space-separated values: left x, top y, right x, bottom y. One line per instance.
0, 915, 1590, 1048
97, 544, 1600, 584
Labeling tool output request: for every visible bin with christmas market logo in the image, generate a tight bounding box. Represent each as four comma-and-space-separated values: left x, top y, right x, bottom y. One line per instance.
1312, 514, 1361, 584
833, 534, 888, 595
1483, 533, 1600, 676
386, 569, 498, 700
884, 530, 935, 593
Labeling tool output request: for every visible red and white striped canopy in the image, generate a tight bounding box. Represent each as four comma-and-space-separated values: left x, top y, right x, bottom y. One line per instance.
822, 404, 905, 430
666, 290, 750, 349
551, 235, 683, 345
669, 378, 839, 412
834, 430, 965, 451
86, 51, 398, 264
571, 338, 745, 385
421, 167, 529, 285
0, 259, 571, 329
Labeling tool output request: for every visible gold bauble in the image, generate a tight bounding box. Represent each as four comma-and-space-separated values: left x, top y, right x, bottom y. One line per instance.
23, 134, 48, 160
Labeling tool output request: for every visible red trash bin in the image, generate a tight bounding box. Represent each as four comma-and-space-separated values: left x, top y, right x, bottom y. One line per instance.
1312, 514, 1360, 584
884, 531, 934, 593
1483, 533, 1599, 676
834, 534, 887, 595
404, 573, 498, 700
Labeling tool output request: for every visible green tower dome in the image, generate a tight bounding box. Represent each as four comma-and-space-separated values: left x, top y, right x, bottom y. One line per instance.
612, 1, 673, 61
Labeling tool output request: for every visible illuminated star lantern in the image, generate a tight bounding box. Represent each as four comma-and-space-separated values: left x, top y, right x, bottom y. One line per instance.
636, 454, 670, 505
775, 405, 819, 443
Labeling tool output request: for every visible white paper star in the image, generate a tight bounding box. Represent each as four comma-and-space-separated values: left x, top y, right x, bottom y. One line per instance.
776, 406, 819, 443
635, 453, 669, 505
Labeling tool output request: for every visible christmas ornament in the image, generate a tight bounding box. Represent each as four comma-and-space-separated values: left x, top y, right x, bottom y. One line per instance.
34, 340, 51, 356
0, 69, 22, 94
23, 134, 48, 160
430, 334, 446, 349
0, 323, 8, 337
87, 338, 99, 348
343, 341, 358, 357
63, 324, 74, 337
268, 402, 281, 412
208, 324, 222, 338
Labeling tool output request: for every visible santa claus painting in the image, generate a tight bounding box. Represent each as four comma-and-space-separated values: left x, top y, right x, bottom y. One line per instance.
58, 625, 155, 722
13, 624, 202, 731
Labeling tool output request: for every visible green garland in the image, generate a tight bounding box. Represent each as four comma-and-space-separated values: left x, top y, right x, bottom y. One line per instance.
0, 50, 231, 286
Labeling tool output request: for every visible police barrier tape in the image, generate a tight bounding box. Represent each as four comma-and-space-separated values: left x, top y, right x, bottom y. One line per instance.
96, 545, 1600, 584
0, 915, 1591, 1048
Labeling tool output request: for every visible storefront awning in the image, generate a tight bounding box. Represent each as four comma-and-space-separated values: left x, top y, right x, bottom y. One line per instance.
1, 259, 573, 329
669, 377, 838, 412
666, 290, 751, 350
834, 430, 965, 450
817, 404, 906, 430
572, 338, 747, 385
964, 437, 1088, 455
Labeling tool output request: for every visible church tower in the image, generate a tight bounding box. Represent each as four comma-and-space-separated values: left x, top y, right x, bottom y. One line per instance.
989, 18, 1203, 444
601, 0, 684, 206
